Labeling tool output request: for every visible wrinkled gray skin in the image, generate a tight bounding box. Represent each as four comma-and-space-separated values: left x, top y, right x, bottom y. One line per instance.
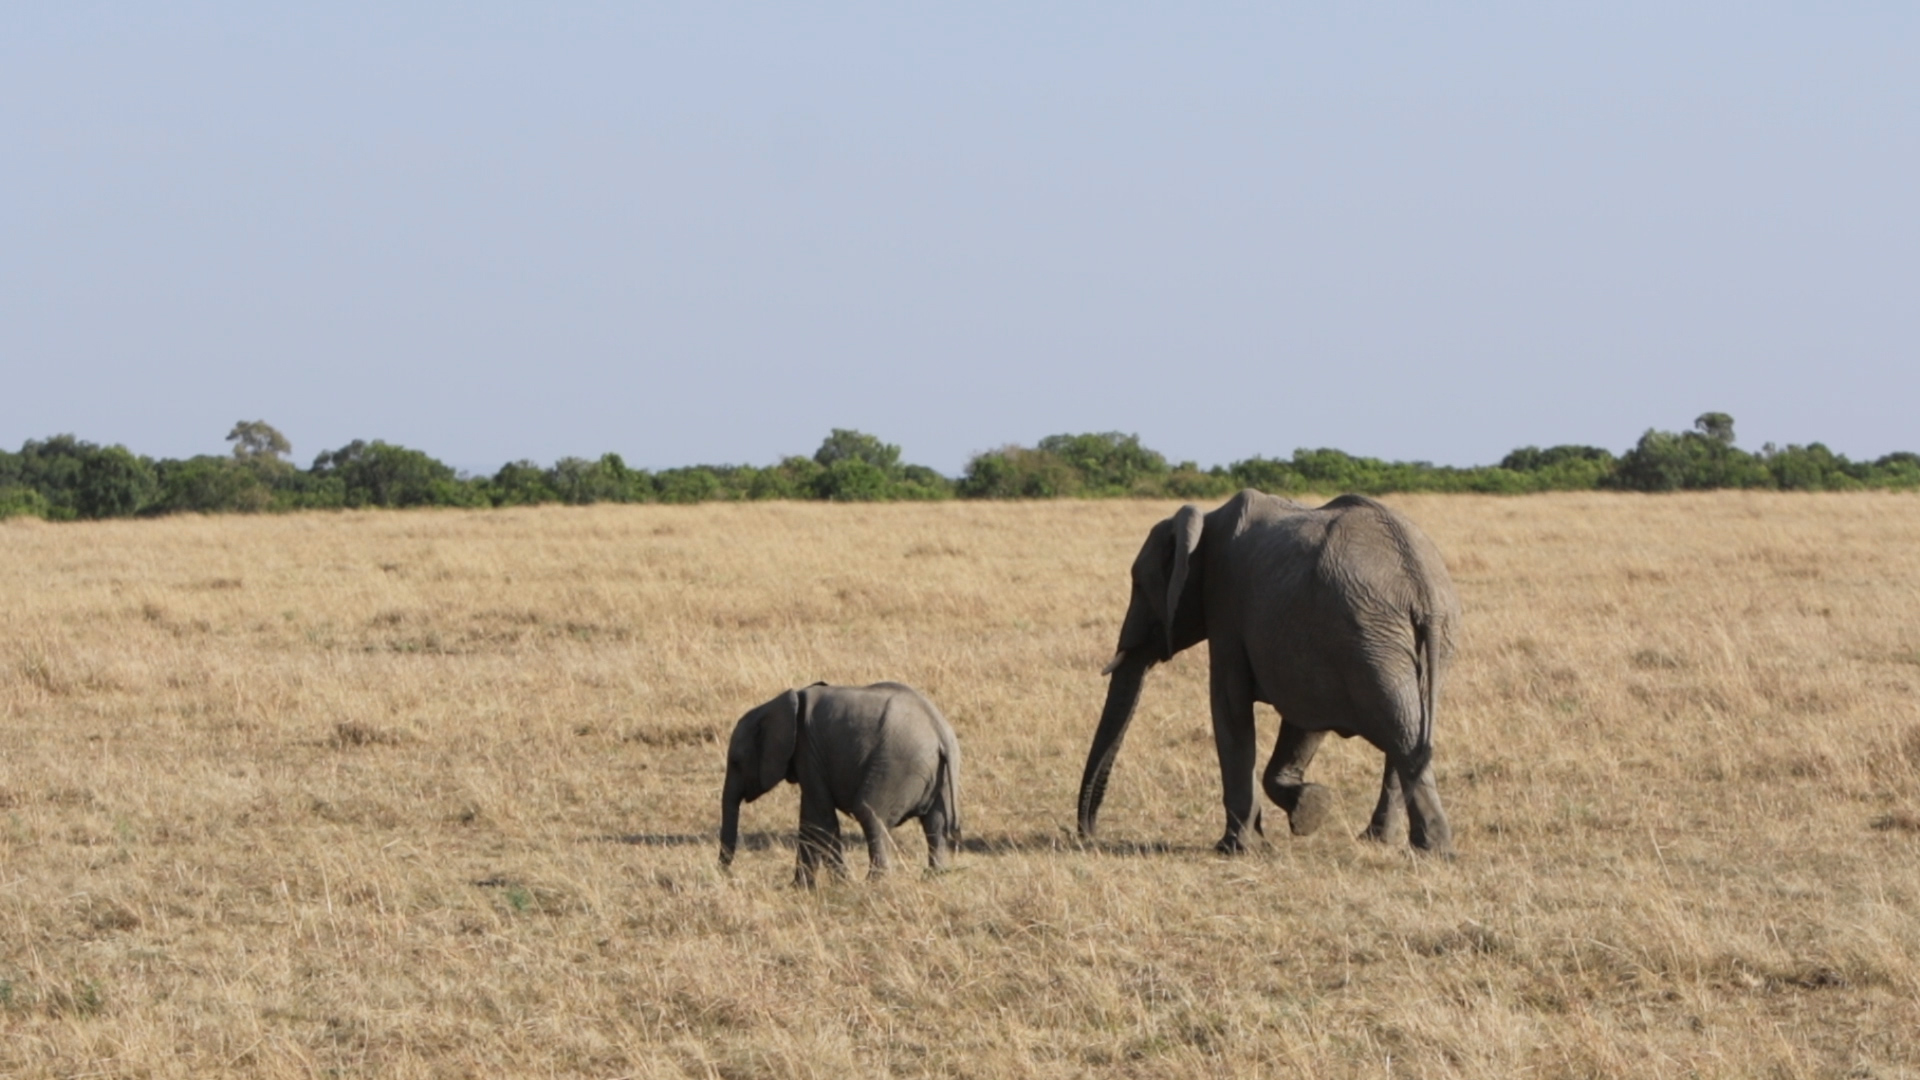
720, 681, 962, 886
1078, 490, 1460, 856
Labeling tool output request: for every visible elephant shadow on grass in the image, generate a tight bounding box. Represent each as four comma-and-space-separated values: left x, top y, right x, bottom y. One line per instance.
607, 830, 788, 851
598, 829, 1207, 859
958, 830, 1209, 858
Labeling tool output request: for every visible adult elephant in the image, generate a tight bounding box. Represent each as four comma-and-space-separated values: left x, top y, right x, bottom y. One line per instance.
1077, 490, 1460, 855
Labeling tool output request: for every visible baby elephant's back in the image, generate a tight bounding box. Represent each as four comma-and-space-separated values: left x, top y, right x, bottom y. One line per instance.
806, 682, 954, 825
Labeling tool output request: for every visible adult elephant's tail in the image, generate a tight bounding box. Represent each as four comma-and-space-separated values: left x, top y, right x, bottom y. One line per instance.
1414, 615, 1439, 751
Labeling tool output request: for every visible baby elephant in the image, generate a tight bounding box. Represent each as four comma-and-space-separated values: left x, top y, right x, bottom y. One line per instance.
719, 681, 962, 886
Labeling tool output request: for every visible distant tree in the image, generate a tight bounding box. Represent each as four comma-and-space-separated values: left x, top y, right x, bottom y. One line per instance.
1607, 413, 1768, 492
1761, 442, 1864, 491
804, 429, 952, 499
1226, 456, 1304, 494
959, 446, 1082, 498
207, 421, 296, 510
5, 436, 94, 518
1289, 448, 1384, 492
227, 420, 292, 462
2, 436, 157, 518
0, 485, 50, 519
1694, 412, 1736, 445
813, 457, 893, 501
746, 456, 824, 500
75, 445, 157, 518
488, 461, 559, 506
1868, 452, 1920, 489
546, 453, 646, 505
1166, 463, 1235, 499
892, 464, 956, 500
1499, 445, 1614, 473
813, 429, 901, 472
655, 467, 723, 504
309, 440, 481, 508
1494, 445, 1617, 492
1035, 432, 1169, 494
152, 456, 272, 513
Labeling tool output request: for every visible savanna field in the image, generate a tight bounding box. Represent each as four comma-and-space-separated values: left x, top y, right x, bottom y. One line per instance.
3, 493, 1919, 1078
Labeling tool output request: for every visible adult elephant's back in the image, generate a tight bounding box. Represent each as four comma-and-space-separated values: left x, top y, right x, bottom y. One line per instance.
1316, 494, 1459, 633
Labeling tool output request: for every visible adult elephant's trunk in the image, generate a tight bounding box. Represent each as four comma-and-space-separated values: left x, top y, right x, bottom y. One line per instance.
1077, 652, 1152, 838
719, 774, 743, 868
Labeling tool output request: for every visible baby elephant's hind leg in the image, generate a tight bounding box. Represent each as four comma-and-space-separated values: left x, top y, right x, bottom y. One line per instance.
853, 805, 896, 879
919, 805, 952, 871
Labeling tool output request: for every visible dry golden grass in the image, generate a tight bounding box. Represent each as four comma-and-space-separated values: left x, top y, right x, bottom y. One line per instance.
3, 493, 1919, 1078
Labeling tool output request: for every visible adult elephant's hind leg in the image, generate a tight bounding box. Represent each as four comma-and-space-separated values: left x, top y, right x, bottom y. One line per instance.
1393, 749, 1453, 856
1361, 759, 1407, 844
1347, 657, 1452, 855
1261, 720, 1333, 837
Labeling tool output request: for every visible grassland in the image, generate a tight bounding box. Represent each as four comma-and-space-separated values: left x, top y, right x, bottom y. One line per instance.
3, 493, 1919, 1078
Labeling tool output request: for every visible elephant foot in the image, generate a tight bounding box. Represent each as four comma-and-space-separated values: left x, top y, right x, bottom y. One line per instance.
1288, 784, 1334, 837
1359, 821, 1406, 846
1410, 825, 1455, 860
1214, 833, 1253, 856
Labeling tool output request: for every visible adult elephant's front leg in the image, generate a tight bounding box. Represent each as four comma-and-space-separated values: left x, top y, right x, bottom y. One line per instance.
1209, 660, 1262, 854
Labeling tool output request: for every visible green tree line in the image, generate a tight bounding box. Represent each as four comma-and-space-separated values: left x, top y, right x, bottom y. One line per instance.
3, 414, 1915, 521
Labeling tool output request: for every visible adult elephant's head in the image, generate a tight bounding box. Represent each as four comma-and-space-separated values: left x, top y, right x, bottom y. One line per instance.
719, 689, 801, 868
1077, 504, 1208, 839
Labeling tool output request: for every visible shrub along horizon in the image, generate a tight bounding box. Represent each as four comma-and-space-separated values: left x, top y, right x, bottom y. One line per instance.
3, 413, 1916, 521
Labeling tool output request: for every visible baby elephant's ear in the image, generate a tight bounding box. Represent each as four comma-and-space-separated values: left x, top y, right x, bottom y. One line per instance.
756, 689, 801, 793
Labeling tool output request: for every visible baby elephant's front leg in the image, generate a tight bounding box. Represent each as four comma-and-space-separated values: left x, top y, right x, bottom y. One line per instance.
794, 793, 846, 888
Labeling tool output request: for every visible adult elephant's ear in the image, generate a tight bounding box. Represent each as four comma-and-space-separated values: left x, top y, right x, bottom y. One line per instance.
1164, 504, 1205, 658
757, 689, 801, 793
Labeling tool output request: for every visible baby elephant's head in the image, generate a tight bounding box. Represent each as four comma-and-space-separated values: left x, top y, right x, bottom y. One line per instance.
718, 689, 800, 867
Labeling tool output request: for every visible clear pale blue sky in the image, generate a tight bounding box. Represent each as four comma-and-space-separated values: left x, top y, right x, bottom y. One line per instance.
4, 5, 1915, 475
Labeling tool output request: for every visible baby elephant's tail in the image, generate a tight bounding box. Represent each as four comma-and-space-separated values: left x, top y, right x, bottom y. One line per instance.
939, 745, 962, 844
